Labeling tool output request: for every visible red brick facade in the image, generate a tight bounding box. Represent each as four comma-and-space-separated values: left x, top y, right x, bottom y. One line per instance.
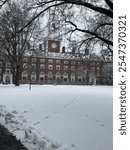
0, 55, 112, 85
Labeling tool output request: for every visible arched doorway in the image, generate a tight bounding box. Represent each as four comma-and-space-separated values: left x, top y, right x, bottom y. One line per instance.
5, 76, 11, 84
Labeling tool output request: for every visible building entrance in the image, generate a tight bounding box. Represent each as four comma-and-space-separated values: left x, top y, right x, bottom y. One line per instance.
5, 76, 11, 84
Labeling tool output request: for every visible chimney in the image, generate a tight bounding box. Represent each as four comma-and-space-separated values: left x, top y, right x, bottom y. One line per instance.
44, 38, 47, 53
85, 48, 89, 55
62, 46, 65, 53
39, 44, 42, 51
72, 47, 76, 54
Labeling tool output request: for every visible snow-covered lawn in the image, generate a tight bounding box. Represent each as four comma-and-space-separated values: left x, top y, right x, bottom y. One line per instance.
0, 85, 113, 150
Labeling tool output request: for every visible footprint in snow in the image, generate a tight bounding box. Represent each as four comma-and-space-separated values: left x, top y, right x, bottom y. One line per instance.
92, 116, 100, 123
64, 100, 74, 107
85, 114, 89, 117
64, 104, 70, 108
53, 112, 59, 115
100, 124, 105, 127
22, 110, 28, 114
71, 144, 75, 148
43, 115, 50, 119
92, 118, 105, 127
22, 109, 33, 114
33, 121, 40, 125
95, 119, 100, 123
12, 110, 18, 114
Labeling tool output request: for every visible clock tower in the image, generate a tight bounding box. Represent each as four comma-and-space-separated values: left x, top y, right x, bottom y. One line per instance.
46, 8, 61, 53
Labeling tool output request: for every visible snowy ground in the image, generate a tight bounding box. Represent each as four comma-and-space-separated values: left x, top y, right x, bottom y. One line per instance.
0, 84, 113, 150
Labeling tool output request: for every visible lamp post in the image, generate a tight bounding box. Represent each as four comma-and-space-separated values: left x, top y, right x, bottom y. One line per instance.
29, 53, 32, 90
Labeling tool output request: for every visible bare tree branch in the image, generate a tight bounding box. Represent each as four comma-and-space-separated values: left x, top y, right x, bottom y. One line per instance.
12, 0, 113, 55
66, 20, 113, 46
0, 1, 42, 86
0, 0, 8, 9
104, 0, 113, 10
17, 1, 67, 34
56, 0, 113, 18
94, 22, 113, 32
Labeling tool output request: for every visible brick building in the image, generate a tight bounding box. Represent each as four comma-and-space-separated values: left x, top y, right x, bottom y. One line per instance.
0, 52, 112, 85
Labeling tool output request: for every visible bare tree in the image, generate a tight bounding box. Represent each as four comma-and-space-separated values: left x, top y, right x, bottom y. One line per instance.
0, 1, 41, 86
18, 0, 113, 55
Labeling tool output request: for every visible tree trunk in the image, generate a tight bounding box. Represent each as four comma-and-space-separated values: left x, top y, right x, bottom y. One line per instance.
13, 65, 20, 86
86, 72, 89, 85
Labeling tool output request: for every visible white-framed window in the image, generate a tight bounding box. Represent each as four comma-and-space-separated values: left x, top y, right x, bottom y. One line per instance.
97, 67, 100, 70
22, 71, 28, 81
70, 73, 75, 82
64, 61, 68, 64
23, 63, 28, 69
31, 72, 36, 81
56, 60, 60, 64
71, 66, 75, 71
40, 59, 45, 63
48, 72, 53, 80
63, 73, 68, 82
48, 59, 53, 63
31, 64, 36, 70
71, 61, 75, 65
40, 64, 45, 70
55, 72, 61, 81
48, 65, 53, 70
39, 72, 45, 81
56, 65, 60, 70
64, 66, 68, 70
55, 72, 60, 77
78, 75, 82, 82
32, 58, 36, 62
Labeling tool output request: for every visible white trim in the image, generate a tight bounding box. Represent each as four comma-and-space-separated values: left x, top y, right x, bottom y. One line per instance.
3, 73, 12, 84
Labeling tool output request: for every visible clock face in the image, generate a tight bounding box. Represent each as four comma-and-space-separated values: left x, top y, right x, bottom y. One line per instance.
51, 42, 57, 49
48, 40, 60, 53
